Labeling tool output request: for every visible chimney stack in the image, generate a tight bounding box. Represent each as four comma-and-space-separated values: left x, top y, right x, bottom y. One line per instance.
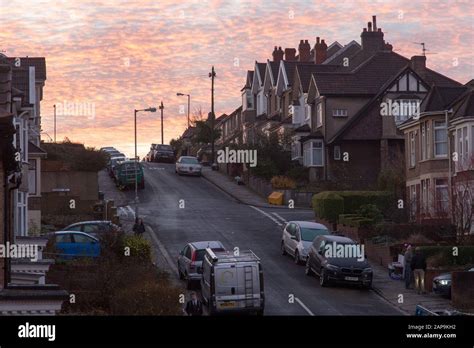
410, 55, 426, 71
298, 39, 311, 62
285, 48, 296, 61
361, 15, 385, 52
314, 37, 328, 64
272, 46, 284, 62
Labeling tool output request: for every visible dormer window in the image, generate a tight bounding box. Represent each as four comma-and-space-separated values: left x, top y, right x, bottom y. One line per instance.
242, 89, 254, 111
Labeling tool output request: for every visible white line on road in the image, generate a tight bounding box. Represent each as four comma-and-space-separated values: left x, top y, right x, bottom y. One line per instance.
146, 225, 179, 274
295, 297, 314, 316
126, 205, 135, 219
249, 206, 282, 226
271, 212, 288, 224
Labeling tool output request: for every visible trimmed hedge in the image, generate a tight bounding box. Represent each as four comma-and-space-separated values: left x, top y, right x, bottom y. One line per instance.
312, 192, 344, 223
419, 246, 474, 267
313, 191, 394, 222
338, 214, 374, 228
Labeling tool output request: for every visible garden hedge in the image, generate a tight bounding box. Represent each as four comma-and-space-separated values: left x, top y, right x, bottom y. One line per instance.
313, 191, 393, 222
419, 246, 474, 267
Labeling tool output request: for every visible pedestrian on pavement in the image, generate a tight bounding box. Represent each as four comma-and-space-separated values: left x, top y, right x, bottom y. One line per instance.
403, 244, 413, 289
411, 247, 427, 294
184, 292, 203, 316
133, 218, 145, 235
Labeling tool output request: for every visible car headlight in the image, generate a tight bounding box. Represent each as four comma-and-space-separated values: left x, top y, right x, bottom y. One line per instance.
363, 267, 372, 273
326, 264, 339, 271
439, 280, 450, 285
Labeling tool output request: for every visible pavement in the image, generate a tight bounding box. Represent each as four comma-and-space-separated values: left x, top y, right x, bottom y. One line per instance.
97, 161, 407, 316
201, 167, 310, 210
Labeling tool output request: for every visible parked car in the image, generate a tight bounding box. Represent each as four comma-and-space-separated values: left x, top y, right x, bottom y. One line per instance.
63, 220, 121, 238
100, 147, 116, 152
108, 155, 126, 177
201, 248, 264, 315
177, 241, 225, 289
49, 231, 100, 259
114, 160, 144, 189
152, 144, 175, 163
433, 267, 474, 298
305, 235, 373, 289
175, 156, 202, 176
281, 221, 330, 264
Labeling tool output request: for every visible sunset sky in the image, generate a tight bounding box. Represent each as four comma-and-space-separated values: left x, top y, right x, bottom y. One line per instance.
1, 0, 472, 157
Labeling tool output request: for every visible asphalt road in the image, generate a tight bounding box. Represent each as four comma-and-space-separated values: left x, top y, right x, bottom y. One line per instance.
118, 162, 402, 316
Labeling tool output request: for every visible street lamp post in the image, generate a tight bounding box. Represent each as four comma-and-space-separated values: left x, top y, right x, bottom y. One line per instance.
134, 107, 157, 220
176, 92, 191, 128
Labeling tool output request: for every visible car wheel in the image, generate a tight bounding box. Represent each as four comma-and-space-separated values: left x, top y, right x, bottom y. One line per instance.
281, 242, 287, 256
294, 251, 300, 265
305, 259, 313, 276
319, 268, 329, 287
363, 282, 372, 290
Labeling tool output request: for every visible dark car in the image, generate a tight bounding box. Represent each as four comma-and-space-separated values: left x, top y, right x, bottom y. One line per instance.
433, 267, 474, 298
153, 144, 175, 163
63, 220, 121, 239
305, 235, 373, 289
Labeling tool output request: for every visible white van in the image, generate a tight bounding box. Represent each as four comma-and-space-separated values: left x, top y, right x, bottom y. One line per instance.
201, 248, 264, 315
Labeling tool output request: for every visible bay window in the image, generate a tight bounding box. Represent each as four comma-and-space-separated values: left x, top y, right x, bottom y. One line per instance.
434, 121, 447, 157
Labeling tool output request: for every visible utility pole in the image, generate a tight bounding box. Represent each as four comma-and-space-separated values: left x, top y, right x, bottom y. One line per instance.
53, 104, 56, 143
209, 66, 216, 167
187, 94, 190, 129
134, 109, 138, 220
159, 101, 164, 144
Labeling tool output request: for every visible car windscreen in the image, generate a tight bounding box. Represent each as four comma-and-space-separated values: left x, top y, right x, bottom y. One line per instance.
300, 228, 328, 241
195, 248, 225, 261
180, 157, 199, 164
156, 145, 173, 151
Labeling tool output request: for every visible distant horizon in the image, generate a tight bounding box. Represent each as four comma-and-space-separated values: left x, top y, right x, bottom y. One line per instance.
1, 0, 472, 158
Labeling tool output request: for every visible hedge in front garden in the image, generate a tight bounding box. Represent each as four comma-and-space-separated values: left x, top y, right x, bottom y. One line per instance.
419, 246, 474, 267
312, 192, 344, 222
313, 191, 393, 222
338, 214, 374, 228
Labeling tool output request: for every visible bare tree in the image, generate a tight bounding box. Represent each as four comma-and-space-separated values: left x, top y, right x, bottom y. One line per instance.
451, 153, 474, 241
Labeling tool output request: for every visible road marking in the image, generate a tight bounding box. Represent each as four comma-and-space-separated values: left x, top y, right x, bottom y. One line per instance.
146, 225, 179, 274
126, 205, 135, 219
271, 212, 288, 224
249, 206, 282, 226
295, 297, 314, 316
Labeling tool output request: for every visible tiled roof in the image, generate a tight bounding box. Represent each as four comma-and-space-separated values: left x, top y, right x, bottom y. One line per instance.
256, 62, 266, 84
421, 86, 467, 112
300, 130, 324, 142
323, 41, 362, 66
326, 41, 343, 58
296, 64, 340, 93
294, 124, 311, 132
28, 141, 47, 155
452, 89, 474, 120
268, 61, 280, 84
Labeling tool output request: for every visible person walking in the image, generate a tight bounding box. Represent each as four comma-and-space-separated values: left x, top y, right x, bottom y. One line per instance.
411, 247, 427, 294
184, 292, 203, 316
132, 218, 145, 235
403, 244, 413, 289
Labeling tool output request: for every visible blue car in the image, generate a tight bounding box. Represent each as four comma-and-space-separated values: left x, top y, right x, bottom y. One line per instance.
51, 231, 101, 259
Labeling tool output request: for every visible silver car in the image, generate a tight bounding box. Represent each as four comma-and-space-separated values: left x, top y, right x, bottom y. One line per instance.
177, 241, 226, 289
175, 156, 202, 176
281, 221, 330, 264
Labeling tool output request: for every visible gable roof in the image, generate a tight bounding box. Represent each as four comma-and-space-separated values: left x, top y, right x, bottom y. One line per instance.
323, 40, 361, 66
451, 89, 474, 120
295, 64, 340, 94
421, 85, 468, 112
241, 70, 254, 91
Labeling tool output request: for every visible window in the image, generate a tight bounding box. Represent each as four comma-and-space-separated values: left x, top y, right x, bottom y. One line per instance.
334, 145, 341, 160
409, 131, 416, 167
305, 103, 311, 123
73, 234, 95, 243
15, 191, 27, 236
303, 140, 324, 167
316, 103, 322, 127
435, 179, 449, 213
332, 109, 348, 117
28, 159, 37, 196
83, 224, 100, 233
291, 140, 301, 160
410, 185, 417, 220
421, 122, 426, 160
56, 234, 73, 243
434, 121, 447, 157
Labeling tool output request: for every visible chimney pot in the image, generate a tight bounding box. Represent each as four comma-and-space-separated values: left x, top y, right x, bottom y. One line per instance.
316, 37, 320, 44
411, 55, 427, 71
372, 15, 377, 31
368, 22, 372, 31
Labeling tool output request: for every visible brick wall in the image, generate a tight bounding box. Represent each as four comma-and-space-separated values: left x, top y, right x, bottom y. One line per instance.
451, 271, 474, 311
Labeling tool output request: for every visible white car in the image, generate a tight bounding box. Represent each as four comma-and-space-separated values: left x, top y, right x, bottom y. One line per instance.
281, 221, 330, 264
175, 156, 202, 176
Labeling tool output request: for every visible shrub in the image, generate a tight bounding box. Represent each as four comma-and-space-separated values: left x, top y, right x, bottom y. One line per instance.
336, 191, 393, 214
356, 204, 383, 224
271, 176, 296, 189
287, 165, 309, 184
313, 192, 344, 223
338, 214, 374, 228
123, 235, 152, 263
419, 246, 474, 268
